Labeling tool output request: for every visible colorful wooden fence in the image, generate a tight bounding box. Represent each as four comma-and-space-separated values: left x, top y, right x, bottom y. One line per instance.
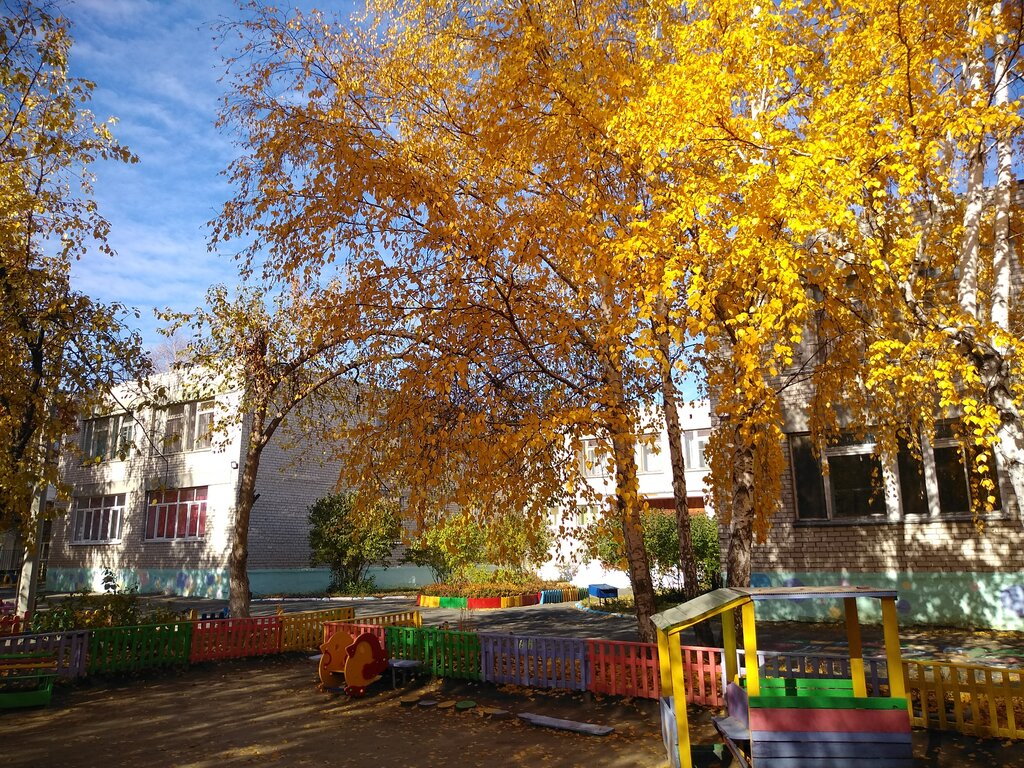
86, 622, 194, 674
0, 630, 90, 679
355, 610, 422, 628
419, 588, 586, 610
587, 639, 661, 699
740, 650, 891, 697
190, 617, 281, 662
904, 659, 1024, 739
279, 607, 356, 651
384, 626, 481, 680
481, 634, 588, 691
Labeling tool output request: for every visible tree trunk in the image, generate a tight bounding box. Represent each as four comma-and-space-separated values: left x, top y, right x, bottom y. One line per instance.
725, 444, 755, 589
652, 307, 700, 600
610, 430, 658, 643
229, 415, 266, 619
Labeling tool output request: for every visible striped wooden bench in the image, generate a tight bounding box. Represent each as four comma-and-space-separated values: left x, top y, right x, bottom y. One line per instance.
0, 651, 58, 709
715, 678, 913, 767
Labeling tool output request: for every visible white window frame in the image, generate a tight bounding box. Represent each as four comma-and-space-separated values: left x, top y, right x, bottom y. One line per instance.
80, 413, 133, 463
636, 434, 660, 474
72, 494, 126, 544
581, 439, 610, 477
161, 400, 216, 454
687, 429, 710, 470
145, 486, 208, 541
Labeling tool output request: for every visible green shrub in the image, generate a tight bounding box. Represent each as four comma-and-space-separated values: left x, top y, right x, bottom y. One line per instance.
419, 579, 574, 598
403, 514, 486, 583
308, 492, 401, 591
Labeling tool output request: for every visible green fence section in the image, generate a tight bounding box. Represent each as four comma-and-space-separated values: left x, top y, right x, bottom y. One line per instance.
384, 626, 481, 680
439, 596, 468, 610
86, 622, 194, 675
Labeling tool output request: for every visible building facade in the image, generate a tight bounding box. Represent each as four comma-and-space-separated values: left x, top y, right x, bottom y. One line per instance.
45, 372, 430, 599
539, 401, 715, 590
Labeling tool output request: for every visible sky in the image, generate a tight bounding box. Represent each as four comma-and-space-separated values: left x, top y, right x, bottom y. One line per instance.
63, 0, 356, 351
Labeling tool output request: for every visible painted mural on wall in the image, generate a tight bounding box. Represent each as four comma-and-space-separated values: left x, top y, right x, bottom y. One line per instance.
47, 567, 229, 599
750, 570, 1024, 632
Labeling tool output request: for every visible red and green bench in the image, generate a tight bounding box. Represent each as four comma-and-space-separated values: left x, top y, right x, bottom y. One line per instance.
0, 651, 57, 709
714, 677, 913, 768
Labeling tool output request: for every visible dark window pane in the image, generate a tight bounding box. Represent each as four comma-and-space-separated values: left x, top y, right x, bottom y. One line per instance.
790, 435, 827, 519
934, 445, 971, 514
897, 441, 928, 516
828, 453, 886, 518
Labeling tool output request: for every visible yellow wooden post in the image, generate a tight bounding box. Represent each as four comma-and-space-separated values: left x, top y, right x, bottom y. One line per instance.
721, 608, 738, 685
844, 597, 867, 697
881, 598, 906, 699
740, 600, 759, 696
658, 629, 692, 768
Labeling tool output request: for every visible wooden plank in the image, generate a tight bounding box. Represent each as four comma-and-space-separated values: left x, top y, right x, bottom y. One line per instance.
712, 715, 749, 741
751, 759, 912, 768
750, 694, 907, 710
518, 712, 613, 736
755, 730, 912, 743
750, 707, 912, 733
753, 739, 913, 759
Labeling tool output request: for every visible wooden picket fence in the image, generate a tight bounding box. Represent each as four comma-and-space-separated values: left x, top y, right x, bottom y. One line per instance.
587, 639, 661, 699
0, 629, 90, 679
740, 650, 891, 697
481, 634, 588, 691
355, 610, 422, 628
86, 622, 194, 674
279, 607, 356, 651
322, 622, 389, 649
190, 617, 282, 662
904, 659, 1024, 739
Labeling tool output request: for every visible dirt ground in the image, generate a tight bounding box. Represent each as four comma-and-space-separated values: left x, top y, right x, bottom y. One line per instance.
3, 654, 1024, 768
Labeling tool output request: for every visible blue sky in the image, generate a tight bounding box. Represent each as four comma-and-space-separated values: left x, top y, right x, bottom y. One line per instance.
64, 0, 356, 351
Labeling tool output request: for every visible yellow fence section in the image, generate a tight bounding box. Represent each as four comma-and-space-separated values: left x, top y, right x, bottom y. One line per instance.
419, 595, 441, 608
357, 610, 422, 628
279, 607, 357, 651
904, 659, 1024, 740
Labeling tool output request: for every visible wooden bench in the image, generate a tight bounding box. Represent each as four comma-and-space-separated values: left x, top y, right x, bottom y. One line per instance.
712, 682, 751, 768
0, 651, 58, 709
715, 678, 913, 767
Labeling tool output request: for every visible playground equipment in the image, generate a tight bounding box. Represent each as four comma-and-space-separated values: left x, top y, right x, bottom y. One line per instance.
652, 586, 912, 768
317, 630, 388, 697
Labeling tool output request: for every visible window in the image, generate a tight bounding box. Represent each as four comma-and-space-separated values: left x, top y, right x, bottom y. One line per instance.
72, 494, 125, 543
80, 414, 133, 462
145, 487, 208, 541
687, 429, 710, 470
162, 400, 216, 453
898, 422, 1002, 516
581, 439, 609, 477
637, 435, 660, 473
790, 433, 886, 520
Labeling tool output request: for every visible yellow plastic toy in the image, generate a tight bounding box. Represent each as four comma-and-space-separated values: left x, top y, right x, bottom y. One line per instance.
318, 628, 354, 689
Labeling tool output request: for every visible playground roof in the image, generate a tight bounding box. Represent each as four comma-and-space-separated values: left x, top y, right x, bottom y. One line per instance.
650, 585, 899, 634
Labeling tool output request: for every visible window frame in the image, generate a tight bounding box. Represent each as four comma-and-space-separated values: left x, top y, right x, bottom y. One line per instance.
790, 432, 889, 522
580, 439, 610, 478
144, 486, 209, 542
688, 429, 710, 471
72, 494, 126, 544
161, 400, 217, 454
79, 413, 133, 463
636, 434, 660, 474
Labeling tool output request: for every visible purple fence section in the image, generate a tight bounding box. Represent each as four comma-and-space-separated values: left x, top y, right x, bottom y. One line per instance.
0, 630, 90, 679
479, 634, 588, 691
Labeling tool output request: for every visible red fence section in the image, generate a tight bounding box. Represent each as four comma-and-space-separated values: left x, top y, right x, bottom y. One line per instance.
679, 645, 724, 707
322, 622, 388, 651
587, 640, 661, 698
190, 617, 282, 662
